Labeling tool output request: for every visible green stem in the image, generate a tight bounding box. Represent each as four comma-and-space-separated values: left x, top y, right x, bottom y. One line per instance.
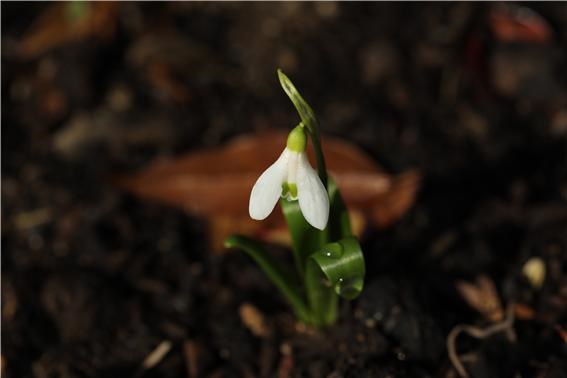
300, 122, 328, 188
280, 197, 334, 327
305, 259, 338, 326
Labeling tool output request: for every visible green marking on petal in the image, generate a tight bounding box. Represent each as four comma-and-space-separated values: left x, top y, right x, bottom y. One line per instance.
281, 182, 298, 200
289, 183, 298, 198
282, 182, 289, 196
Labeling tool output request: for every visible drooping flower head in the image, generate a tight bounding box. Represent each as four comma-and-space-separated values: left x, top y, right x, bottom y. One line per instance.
249, 126, 329, 230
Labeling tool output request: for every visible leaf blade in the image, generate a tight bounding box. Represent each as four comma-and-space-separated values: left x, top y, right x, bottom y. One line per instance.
309, 236, 365, 301
224, 235, 311, 323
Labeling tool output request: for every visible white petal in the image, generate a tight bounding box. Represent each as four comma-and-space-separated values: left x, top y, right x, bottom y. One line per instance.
249, 149, 289, 220
296, 153, 329, 230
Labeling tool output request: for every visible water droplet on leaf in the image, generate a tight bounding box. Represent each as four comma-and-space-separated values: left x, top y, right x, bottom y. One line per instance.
335, 276, 363, 300
321, 242, 344, 259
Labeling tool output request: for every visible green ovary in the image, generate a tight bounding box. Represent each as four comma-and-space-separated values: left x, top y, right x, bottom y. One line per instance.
286, 125, 307, 152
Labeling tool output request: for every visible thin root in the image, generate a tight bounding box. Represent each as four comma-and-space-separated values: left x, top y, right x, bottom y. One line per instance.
447, 303, 516, 378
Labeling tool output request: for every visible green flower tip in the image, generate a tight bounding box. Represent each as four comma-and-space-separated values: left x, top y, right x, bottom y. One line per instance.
277, 69, 296, 101
286, 125, 307, 152
277, 68, 287, 83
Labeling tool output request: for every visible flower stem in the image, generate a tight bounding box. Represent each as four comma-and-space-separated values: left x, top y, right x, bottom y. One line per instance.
302, 121, 328, 188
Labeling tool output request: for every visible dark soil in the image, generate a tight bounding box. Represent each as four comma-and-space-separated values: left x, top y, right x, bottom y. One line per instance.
2, 3, 567, 377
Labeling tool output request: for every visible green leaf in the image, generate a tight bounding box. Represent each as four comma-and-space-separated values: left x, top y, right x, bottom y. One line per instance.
280, 197, 324, 277
303, 236, 364, 327
309, 237, 365, 301
224, 235, 311, 323
281, 177, 350, 273
281, 177, 363, 327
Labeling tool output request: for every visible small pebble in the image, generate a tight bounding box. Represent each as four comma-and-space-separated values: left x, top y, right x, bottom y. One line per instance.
522, 257, 546, 289
364, 318, 376, 328
279, 342, 292, 356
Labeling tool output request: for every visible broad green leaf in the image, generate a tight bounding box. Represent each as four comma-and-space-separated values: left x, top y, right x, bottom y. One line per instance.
281, 177, 363, 326
280, 197, 324, 277
224, 235, 311, 323
280, 178, 348, 275
304, 236, 365, 327
304, 259, 338, 326
309, 237, 365, 301
280, 195, 338, 326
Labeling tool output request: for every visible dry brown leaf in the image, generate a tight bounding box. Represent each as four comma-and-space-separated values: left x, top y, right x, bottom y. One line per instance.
278, 343, 294, 378
146, 62, 192, 104
514, 303, 535, 320
456, 275, 504, 322
239, 303, 271, 338
17, 3, 117, 59
490, 4, 553, 44
115, 130, 420, 250
555, 325, 567, 344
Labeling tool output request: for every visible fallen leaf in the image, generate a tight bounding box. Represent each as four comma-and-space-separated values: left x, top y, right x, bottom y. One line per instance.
17, 2, 117, 59
13, 208, 52, 231
555, 325, 567, 344
53, 110, 181, 159
239, 302, 271, 338
514, 303, 535, 320
490, 4, 553, 44
456, 275, 504, 322
146, 61, 192, 104
278, 343, 294, 378
114, 130, 420, 251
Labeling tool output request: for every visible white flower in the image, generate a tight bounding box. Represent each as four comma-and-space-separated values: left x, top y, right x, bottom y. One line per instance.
249, 146, 329, 230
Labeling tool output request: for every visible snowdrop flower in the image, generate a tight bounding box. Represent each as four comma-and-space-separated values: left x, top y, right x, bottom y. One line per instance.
249, 126, 329, 230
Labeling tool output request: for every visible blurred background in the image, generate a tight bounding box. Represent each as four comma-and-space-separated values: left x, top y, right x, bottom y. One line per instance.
2, 2, 567, 377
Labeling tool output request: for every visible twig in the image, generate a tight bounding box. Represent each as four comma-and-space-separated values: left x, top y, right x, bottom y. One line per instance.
142, 340, 172, 369
183, 340, 199, 378
447, 303, 516, 377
